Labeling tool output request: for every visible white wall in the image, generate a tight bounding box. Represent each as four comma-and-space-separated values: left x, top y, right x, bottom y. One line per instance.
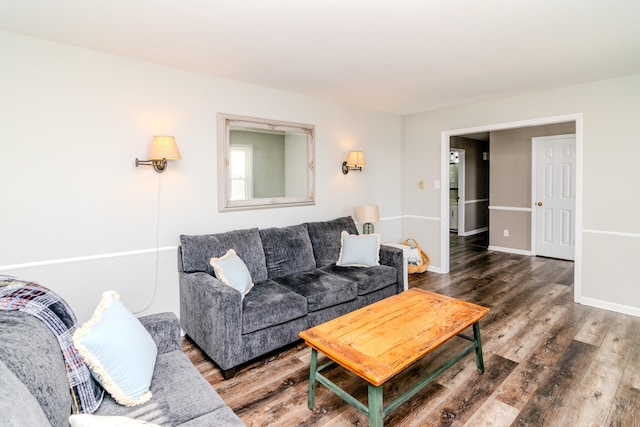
403, 73, 640, 316
0, 31, 403, 322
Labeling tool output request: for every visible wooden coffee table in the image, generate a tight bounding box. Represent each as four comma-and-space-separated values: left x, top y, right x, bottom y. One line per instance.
299, 288, 489, 426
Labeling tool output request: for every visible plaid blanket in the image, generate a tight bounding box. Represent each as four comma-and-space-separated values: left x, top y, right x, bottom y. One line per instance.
0, 276, 104, 414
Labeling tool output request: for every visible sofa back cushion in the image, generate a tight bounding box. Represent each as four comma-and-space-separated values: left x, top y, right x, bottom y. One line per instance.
180, 228, 268, 283
306, 216, 359, 267
0, 311, 71, 427
259, 224, 316, 279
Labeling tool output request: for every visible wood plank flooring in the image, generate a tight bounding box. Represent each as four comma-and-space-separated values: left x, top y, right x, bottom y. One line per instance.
182, 233, 640, 426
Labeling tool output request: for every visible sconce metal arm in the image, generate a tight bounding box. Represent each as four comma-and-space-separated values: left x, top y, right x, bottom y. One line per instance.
342, 161, 363, 174
135, 158, 168, 173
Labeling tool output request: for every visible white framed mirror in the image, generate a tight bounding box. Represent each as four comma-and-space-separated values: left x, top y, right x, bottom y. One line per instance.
218, 113, 316, 212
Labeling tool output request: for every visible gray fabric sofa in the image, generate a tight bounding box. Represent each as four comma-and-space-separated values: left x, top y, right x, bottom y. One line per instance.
178, 216, 405, 379
0, 309, 244, 427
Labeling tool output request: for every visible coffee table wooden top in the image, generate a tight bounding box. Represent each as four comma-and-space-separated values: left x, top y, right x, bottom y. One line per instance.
299, 288, 489, 386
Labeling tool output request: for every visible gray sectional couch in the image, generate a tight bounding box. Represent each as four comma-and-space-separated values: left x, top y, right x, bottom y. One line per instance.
0, 309, 244, 426
178, 216, 405, 379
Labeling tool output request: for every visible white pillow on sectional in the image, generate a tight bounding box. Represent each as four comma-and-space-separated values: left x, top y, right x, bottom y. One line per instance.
210, 249, 254, 298
73, 291, 157, 407
336, 231, 381, 267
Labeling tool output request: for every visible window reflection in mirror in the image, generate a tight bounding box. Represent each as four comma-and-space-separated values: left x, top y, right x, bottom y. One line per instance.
230, 144, 252, 200
218, 113, 315, 212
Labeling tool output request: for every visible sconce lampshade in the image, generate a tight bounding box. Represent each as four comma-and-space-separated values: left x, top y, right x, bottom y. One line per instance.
342, 151, 366, 174
149, 136, 181, 160
356, 204, 379, 234
136, 135, 181, 173
346, 151, 366, 168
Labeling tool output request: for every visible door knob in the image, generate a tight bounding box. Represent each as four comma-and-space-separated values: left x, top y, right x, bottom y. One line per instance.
536, 202, 543, 206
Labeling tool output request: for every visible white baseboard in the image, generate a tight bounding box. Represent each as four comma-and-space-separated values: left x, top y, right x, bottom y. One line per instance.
579, 297, 640, 318
407, 265, 441, 276
487, 245, 532, 256
460, 227, 488, 237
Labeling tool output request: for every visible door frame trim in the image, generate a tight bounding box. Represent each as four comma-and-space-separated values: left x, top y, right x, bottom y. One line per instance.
441, 113, 583, 303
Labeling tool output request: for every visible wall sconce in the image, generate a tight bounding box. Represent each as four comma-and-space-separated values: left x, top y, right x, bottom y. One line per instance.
342, 151, 366, 174
136, 136, 181, 173
356, 204, 379, 234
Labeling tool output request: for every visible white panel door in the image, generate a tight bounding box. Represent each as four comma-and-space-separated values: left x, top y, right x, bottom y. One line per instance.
533, 135, 576, 260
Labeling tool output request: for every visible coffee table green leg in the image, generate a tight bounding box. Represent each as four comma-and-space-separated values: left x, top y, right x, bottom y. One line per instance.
308, 348, 318, 409
368, 384, 384, 427
473, 322, 485, 374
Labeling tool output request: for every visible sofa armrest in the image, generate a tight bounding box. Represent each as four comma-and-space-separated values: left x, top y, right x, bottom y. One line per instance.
380, 244, 406, 293
179, 271, 243, 370
139, 312, 181, 354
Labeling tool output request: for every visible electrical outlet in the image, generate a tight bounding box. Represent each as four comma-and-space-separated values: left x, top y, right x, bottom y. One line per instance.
503, 229, 509, 237
418, 180, 424, 189
434, 180, 440, 189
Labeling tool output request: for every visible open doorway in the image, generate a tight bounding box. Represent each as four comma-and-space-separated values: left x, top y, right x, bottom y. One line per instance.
439, 113, 583, 302
449, 149, 464, 233
449, 135, 490, 252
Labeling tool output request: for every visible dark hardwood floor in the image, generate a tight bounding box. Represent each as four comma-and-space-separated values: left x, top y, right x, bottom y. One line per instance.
182, 233, 640, 426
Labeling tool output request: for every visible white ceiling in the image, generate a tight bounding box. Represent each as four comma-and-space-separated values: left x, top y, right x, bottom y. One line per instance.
1, 0, 639, 115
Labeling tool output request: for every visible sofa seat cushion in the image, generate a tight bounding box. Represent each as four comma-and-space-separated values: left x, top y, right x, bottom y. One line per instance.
95, 350, 238, 426
274, 270, 357, 312
306, 216, 359, 268
259, 224, 316, 279
320, 264, 398, 295
242, 280, 308, 335
180, 228, 268, 283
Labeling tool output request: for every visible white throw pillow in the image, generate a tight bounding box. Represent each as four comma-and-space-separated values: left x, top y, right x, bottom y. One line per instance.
336, 231, 381, 267
210, 249, 254, 298
73, 291, 157, 407
69, 414, 161, 427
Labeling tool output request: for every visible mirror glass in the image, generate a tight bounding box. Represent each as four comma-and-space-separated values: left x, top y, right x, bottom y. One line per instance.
218, 113, 315, 211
